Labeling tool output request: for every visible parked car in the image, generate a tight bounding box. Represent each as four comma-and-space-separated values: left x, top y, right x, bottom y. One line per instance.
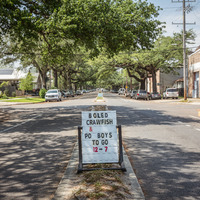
118, 88, 126, 95
110, 89, 118, 93
75, 90, 83, 95
45, 89, 62, 102
149, 92, 161, 100
135, 90, 148, 100
61, 90, 67, 98
130, 90, 137, 99
65, 90, 74, 97
163, 88, 179, 99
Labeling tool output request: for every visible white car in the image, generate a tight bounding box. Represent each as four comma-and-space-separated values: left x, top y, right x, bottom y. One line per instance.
45, 89, 62, 102
118, 88, 126, 95
163, 88, 179, 99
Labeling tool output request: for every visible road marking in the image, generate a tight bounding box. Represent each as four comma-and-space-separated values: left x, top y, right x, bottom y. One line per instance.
0, 115, 40, 133
189, 115, 200, 120
185, 124, 191, 127
196, 129, 200, 132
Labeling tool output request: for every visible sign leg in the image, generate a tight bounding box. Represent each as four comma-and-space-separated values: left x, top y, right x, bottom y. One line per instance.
118, 125, 126, 172
77, 126, 83, 173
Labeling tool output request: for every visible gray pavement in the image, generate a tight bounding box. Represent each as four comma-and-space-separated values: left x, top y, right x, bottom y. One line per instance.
1, 97, 200, 107
0, 96, 145, 200
1, 95, 200, 199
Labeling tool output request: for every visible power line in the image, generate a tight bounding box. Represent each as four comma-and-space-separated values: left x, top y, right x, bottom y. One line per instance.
2, 46, 199, 56
172, 0, 196, 100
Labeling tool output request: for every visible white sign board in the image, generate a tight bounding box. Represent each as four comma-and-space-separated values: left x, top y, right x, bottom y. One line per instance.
81, 111, 118, 164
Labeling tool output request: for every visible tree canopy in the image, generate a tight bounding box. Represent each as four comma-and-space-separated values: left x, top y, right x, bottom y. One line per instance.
108, 29, 196, 92
0, 0, 163, 90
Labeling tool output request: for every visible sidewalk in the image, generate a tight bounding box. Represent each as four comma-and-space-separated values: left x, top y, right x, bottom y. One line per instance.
187, 98, 200, 104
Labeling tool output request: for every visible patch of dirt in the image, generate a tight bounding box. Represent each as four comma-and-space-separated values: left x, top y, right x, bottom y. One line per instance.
69, 164, 133, 200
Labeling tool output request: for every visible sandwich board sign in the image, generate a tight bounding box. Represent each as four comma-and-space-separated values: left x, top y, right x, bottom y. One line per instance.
78, 110, 126, 172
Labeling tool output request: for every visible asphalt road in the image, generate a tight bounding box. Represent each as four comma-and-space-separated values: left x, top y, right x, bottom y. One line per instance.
0, 96, 91, 200
105, 93, 200, 200
0, 92, 200, 200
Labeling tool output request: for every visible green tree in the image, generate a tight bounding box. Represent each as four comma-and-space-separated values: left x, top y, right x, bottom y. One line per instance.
109, 30, 196, 92
0, 81, 9, 97
19, 72, 34, 95
0, 0, 162, 90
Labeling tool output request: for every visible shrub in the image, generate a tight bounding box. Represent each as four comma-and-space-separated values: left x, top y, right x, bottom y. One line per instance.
4, 89, 10, 97
12, 92, 16, 97
39, 88, 47, 98
2, 93, 8, 99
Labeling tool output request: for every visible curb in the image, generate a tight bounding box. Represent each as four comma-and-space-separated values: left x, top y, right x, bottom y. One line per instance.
53, 142, 145, 200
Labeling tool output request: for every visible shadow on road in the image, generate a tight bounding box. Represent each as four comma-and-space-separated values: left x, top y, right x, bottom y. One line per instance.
0, 95, 200, 199
0, 106, 82, 199
109, 105, 200, 126
124, 137, 200, 199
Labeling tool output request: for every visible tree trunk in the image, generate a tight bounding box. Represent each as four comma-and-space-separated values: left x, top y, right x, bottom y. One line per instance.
62, 71, 68, 89
127, 68, 146, 90
152, 70, 157, 93
74, 84, 77, 92
68, 72, 72, 90
140, 79, 145, 90
34, 60, 47, 89
39, 69, 47, 89
53, 69, 58, 88
130, 77, 132, 90
42, 73, 47, 89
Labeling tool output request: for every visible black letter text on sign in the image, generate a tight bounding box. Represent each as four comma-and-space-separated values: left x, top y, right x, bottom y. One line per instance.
81, 111, 118, 164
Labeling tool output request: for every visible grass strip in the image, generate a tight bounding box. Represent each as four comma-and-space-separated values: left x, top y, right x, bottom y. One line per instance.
1, 98, 45, 103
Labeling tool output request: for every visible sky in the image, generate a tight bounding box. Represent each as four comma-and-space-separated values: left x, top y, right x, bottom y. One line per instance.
147, 0, 200, 51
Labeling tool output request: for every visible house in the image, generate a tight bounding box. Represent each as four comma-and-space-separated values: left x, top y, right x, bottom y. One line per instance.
0, 68, 42, 95
0, 68, 27, 82
188, 46, 200, 98
146, 67, 183, 94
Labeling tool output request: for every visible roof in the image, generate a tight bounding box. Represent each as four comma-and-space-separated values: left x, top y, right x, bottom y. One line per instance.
195, 45, 200, 51
0, 69, 13, 75
188, 47, 200, 58
0, 68, 27, 81
174, 78, 183, 83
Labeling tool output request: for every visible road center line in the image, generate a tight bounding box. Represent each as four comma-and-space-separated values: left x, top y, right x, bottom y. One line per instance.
189, 115, 200, 120
185, 124, 191, 127
0, 115, 40, 133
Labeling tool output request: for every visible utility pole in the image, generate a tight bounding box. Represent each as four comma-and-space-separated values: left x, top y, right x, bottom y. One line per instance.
183, 0, 187, 100
172, 0, 195, 100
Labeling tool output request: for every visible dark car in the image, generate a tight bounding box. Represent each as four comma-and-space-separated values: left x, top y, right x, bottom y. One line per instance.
135, 90, 148, 100
149, 92, 161, 100
61, 90, 67, 98
65, 90, 74, 97
110, 89, 118, 93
